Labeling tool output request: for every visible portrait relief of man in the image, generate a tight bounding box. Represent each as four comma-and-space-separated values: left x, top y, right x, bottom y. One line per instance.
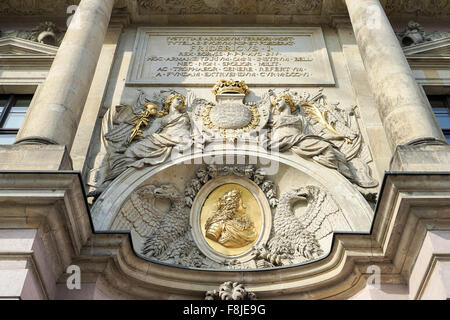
204, 189, 257, 249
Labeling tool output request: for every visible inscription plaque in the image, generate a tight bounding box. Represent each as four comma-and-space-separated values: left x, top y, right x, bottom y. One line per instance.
127, 27, 335, 86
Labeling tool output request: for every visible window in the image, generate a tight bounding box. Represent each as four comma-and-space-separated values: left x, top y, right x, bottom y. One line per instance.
428, 95, 450, 144
0, 94, 32, 145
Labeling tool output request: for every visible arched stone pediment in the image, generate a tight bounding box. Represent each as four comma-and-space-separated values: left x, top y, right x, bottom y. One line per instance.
91, 149, 373, 272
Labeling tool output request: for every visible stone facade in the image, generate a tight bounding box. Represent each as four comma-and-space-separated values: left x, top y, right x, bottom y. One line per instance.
0, 0, 449, 300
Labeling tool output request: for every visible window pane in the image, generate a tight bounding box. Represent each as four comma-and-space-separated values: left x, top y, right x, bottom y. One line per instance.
3, 113, 26, 129
0, 134, 16, 145
0, 97, 9, 108
10, 106, 29, 113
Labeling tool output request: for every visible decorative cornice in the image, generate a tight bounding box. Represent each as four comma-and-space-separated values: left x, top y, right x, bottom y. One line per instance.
0, 1, 449, 24
0, 36, 58, 56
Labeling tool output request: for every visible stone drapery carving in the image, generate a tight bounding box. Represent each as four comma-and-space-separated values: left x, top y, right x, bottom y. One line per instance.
0, 21, 65, 46
205, 282, 257, 300
0, 0, 75, 16
267, 89, 378, 189
123, 93, 191, 169
397, 21, 450, 47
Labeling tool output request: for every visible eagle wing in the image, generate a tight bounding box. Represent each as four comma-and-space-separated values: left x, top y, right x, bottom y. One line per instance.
111, 184, 164, 237
301, 185, 351, 241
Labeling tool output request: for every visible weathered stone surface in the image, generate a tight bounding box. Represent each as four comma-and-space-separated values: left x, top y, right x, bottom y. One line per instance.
0, 145, 72, 170
15, 0, 115, 151
390, 144, 450, 172
346, 0, 446, 151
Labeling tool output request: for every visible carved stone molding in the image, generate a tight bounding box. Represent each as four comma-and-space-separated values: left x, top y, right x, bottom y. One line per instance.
383, 0, 450, 16
1, 0, 449, 22
0, 37, 57, 88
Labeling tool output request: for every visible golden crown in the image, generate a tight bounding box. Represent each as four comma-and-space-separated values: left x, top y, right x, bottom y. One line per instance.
212, 79, 250, 95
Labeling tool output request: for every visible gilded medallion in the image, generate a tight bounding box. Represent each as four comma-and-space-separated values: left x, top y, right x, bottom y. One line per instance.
200, 184, 261, 256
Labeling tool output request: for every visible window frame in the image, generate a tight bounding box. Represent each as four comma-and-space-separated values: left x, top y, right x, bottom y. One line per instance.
0, 94, 19, 135
427, 94, 450, 141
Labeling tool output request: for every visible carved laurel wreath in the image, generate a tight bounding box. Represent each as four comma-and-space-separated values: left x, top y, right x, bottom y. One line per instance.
184, 165, 278, 209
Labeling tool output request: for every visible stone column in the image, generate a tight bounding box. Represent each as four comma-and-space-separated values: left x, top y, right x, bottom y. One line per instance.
15, 0, 115, 152
345, 0, 446, 151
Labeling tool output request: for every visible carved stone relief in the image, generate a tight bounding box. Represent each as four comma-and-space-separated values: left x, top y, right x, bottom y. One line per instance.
108, 163, 353, 270
0, 0, 77, 16
254, 185, 351, 267
383, 0, 450, 16
137, 0, 323, 15
396, 21, 450, 47
1, 0, 449, 21
88, 81, 378, 201
0, 21, 65, 46
205, 282, 257, 300
191, 80, 271, 141
184, 165, 278, 208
